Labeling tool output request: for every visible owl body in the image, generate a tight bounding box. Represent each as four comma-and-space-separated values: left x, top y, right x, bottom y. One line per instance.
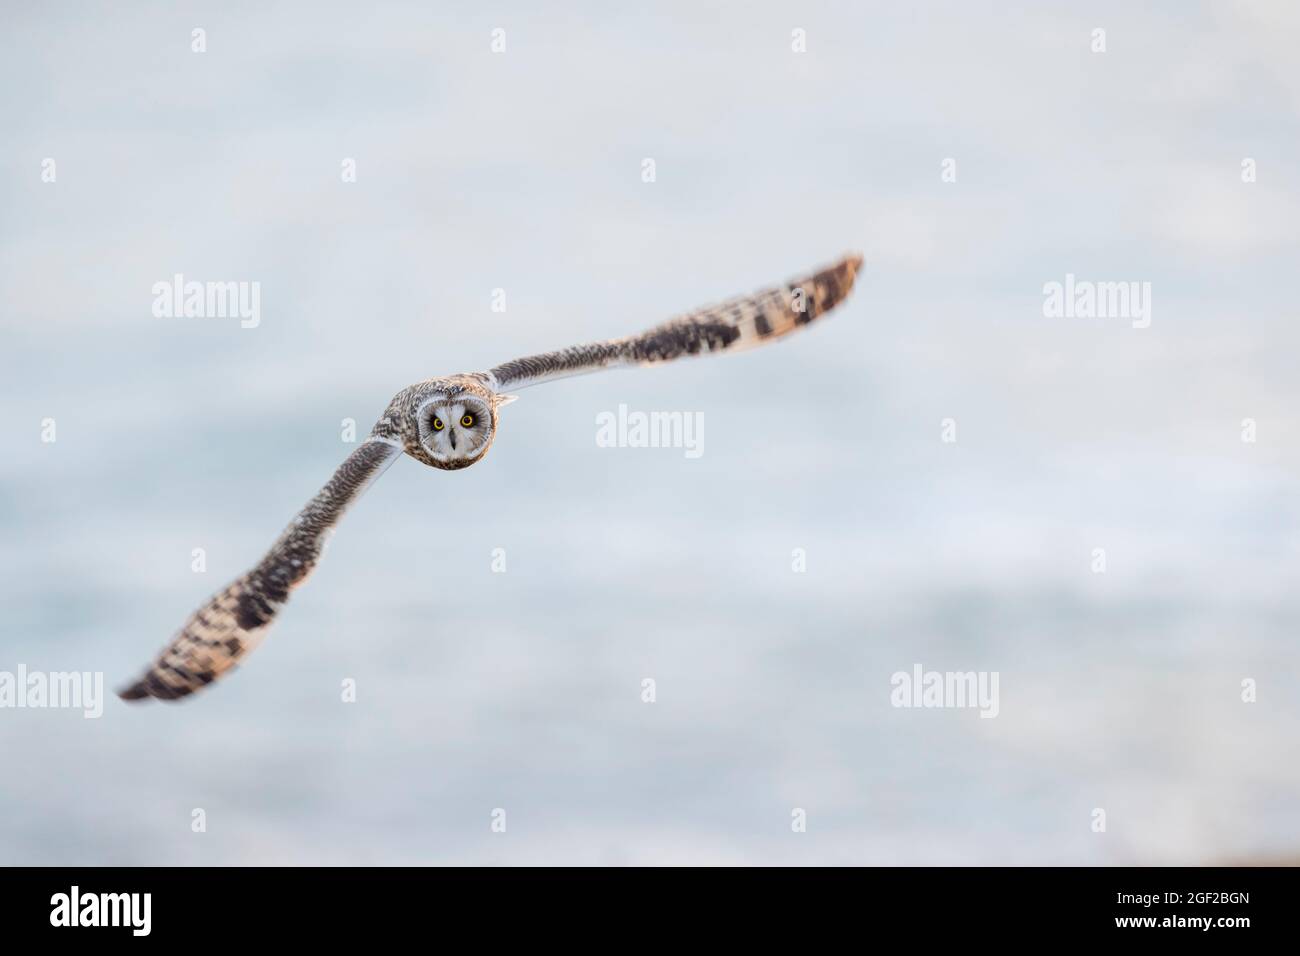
378, 376, 503, 471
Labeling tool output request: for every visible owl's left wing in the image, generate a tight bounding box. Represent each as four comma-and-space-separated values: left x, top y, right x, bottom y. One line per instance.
118, 437, 402, 702
481, 253, 863, 393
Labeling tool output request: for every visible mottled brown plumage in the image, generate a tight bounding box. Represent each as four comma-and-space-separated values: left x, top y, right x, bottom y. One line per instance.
485, 254, 862, 390
118, 439, 401, 700
119, 253, 864, 702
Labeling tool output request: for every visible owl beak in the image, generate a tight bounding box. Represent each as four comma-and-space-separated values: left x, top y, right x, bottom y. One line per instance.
448, 429, 457, 450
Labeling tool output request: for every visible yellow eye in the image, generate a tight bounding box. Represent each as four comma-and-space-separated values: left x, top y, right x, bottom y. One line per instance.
460, 413, 475, 428
431, 417, 444, 431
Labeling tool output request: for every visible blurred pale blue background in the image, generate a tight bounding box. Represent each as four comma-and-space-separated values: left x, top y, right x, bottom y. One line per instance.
1, 1, 1298, 864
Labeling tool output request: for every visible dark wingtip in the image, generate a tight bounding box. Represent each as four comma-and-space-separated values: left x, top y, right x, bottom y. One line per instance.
120, 672, 198, 703
117, 681, 153, 702
118, 674, 188, 702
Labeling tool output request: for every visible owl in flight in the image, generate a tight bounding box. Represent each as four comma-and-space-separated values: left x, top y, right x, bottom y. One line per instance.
119, 254, 864, 701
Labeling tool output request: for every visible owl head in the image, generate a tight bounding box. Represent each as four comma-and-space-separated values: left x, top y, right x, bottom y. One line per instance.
400, 380, 514, 471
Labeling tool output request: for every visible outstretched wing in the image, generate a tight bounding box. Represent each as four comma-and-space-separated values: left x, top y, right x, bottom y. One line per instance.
118, 437, 402, 702
483, 253, 863, 392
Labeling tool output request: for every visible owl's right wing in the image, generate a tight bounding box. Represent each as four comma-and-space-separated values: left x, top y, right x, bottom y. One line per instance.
481, 253, 863, 393
118, 437, 402, 702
